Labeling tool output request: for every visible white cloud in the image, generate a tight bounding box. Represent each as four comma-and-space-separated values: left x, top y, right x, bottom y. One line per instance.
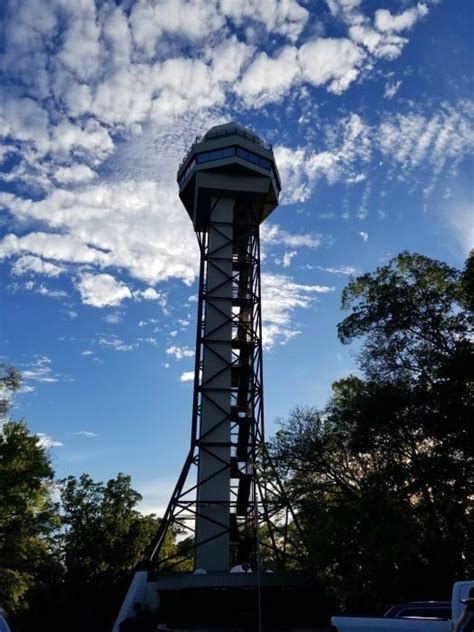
166, 345, 194, 360
299, 37, 364, 94
180, 370, 195, 382
133, 288, 168, 311
377, 102, 474, 174
130, 0, 225, 57
35, 284, 68, 299
359, 231, 368, 241
98, 335, 137, 352
384, 80, 402, 99
375, 4, 428, 33
319, 265, 359, 276
0, 230, 110, 266
21, 355, 59, 383
273, 101, 474, 204
81, 350, 94, 356
72, 431, 99, 438
0, 181, 198, 290
77, 273, 132, 308
36, 433, 63, 448
104, 313, 121, 324
238, 46, 300, 106
261, 272, 334, 348
11, 255, 65, 277
282, 251, 297, 268
261, 223, 322, 248
221, 0, 309, 43
275, 113, 371, 203
55, 164, 96, 184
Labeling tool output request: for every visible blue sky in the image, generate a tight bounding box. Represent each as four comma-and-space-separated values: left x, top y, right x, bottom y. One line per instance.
1, 0, 473, 514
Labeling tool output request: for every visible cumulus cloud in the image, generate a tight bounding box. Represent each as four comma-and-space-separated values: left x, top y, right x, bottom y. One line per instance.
359, 231, 368, 241
0, 180, 198, 291
375, 4, 428, 33
77, 273, 132, 308
238, 46, 300, 106
54, 164, 97, 184
0, 0, 459, 349
11, 255, 65, 277
299, 37, 364, 94
221, 0, 309, 42
166, 345, 194, 360
180, 371, 195, 382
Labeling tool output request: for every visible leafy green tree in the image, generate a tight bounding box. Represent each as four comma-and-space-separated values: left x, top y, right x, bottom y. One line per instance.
56, 472, 177, 631
0, 366, 61, 617
270, 252, 473, 613
0, 364, 21, 419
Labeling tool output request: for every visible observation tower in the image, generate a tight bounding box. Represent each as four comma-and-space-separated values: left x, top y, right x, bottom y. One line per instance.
114, 123, 327, 631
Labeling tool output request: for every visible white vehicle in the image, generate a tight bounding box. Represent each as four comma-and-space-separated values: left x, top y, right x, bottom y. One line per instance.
332, 581, 474, 632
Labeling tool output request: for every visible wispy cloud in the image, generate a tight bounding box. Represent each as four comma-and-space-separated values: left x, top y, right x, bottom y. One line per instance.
261, 272, 334, 348
261, 223, 322, 248
98, 335, 137, 352
384, 80, 401, 99
317, 265, 359, 276
71, 431, 99, 438
20, 355, 69, 385
36, 433, 63, 448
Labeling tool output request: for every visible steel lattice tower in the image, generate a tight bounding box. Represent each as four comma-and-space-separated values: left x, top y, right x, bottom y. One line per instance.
147, 123, 303, 572
113, 124, 327, 632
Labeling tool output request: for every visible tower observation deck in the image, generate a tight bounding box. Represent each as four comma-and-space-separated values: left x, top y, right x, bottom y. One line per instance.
114, 124, 328, 631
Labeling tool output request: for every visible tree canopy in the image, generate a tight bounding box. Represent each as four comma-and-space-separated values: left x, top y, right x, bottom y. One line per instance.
0, 368, 60, 616
270, 251, 473, 613
1, 250, 472, 627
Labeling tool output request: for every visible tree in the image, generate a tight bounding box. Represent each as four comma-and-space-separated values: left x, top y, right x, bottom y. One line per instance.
269, 252, 473, 613
0, 366, 61, 617
56, 473, 176, 631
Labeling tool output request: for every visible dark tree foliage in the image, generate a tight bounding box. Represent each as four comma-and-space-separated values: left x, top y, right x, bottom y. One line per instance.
269, 252, 473, 614
48, 473, 164, 631
1, 366, 180, 631
0, 367, 61, 618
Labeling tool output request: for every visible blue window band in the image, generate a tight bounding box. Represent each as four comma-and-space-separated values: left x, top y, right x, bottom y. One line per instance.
179, 145, 274, 188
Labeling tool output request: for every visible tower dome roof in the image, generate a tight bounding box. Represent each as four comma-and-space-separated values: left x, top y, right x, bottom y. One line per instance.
203, 122, 265, 147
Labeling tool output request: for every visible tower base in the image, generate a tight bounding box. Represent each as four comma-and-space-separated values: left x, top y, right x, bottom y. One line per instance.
114, 571, 330, 631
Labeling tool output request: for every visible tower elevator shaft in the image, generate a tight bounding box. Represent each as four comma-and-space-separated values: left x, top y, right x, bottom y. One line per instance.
196, 196, 263, 571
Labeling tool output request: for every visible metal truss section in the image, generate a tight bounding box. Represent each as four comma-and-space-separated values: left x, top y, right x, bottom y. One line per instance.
148, 197, 305, 572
